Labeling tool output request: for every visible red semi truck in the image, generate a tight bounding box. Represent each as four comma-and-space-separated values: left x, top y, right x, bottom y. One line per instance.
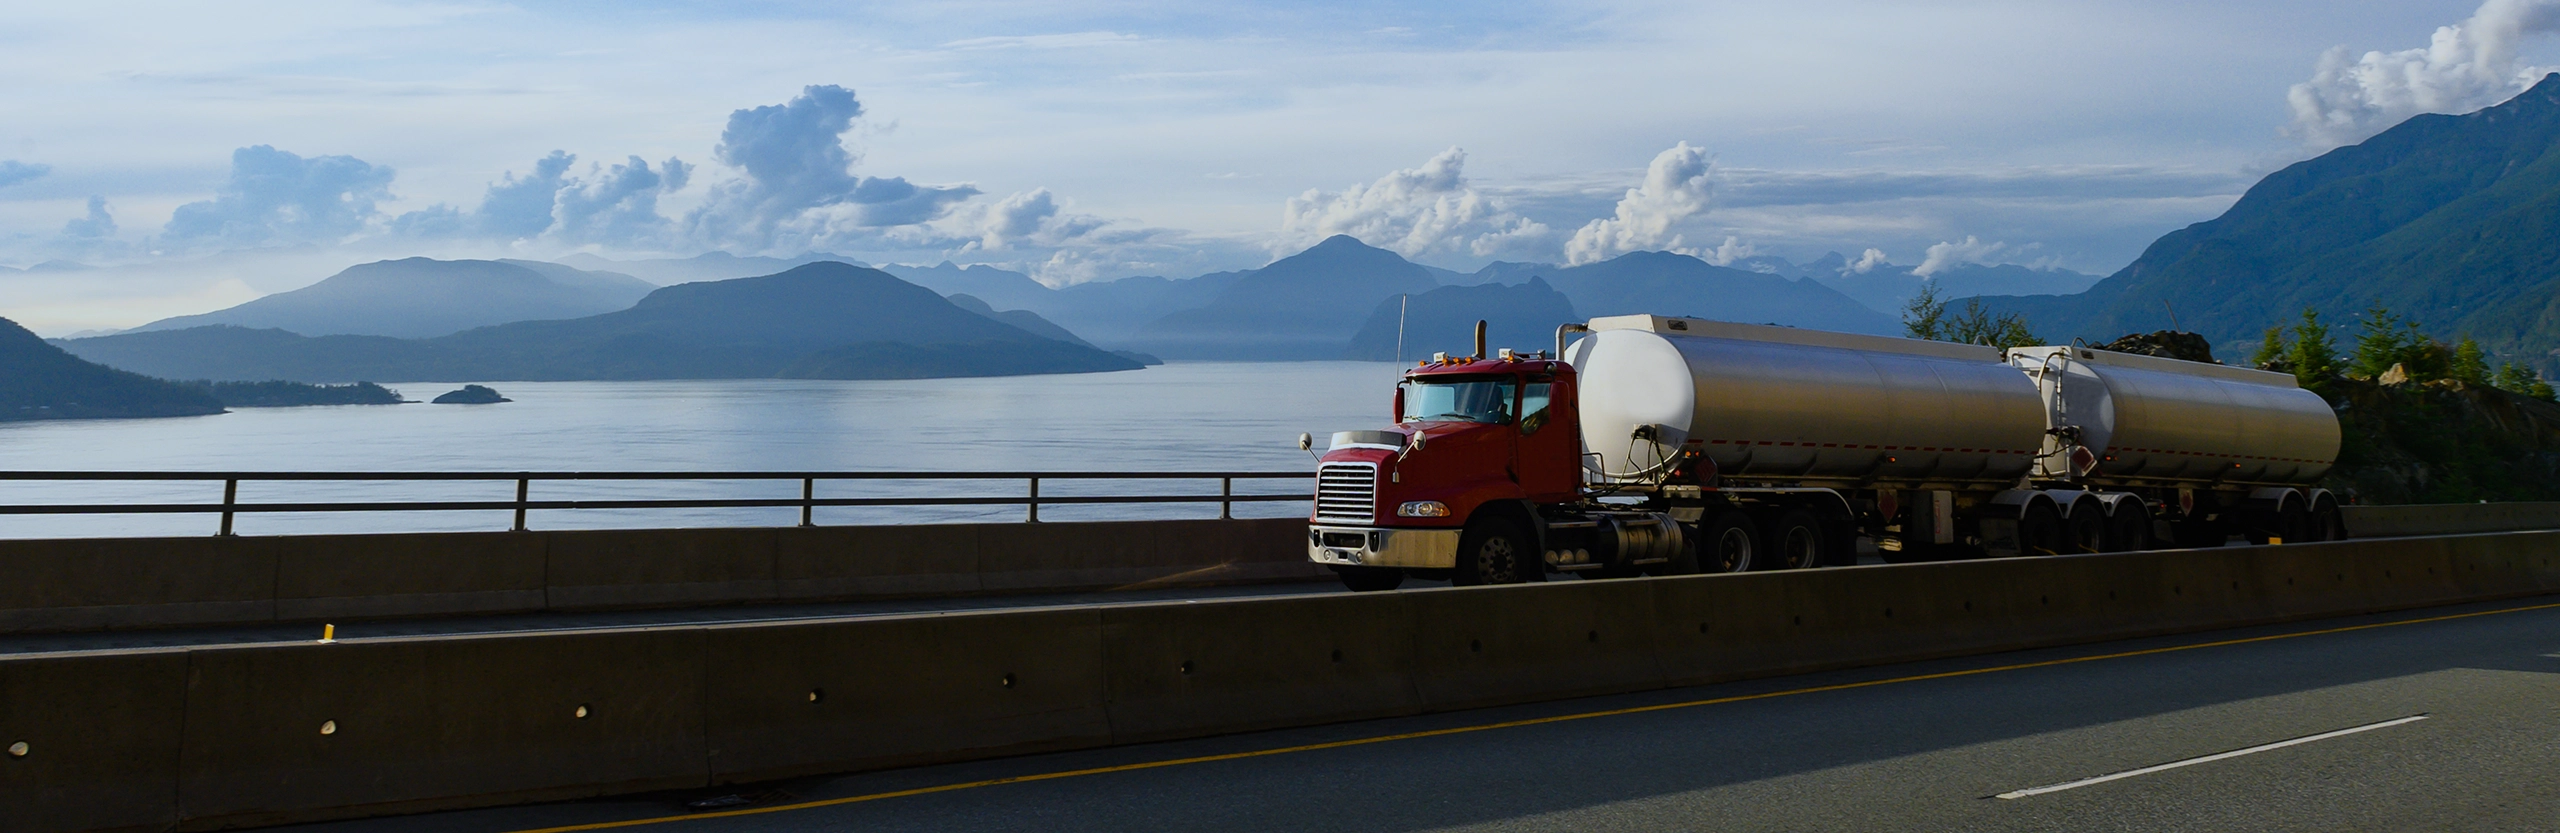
1304, 314, 2346, 592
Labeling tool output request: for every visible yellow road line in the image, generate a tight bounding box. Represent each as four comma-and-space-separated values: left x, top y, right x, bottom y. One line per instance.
506, 598, 2560, 833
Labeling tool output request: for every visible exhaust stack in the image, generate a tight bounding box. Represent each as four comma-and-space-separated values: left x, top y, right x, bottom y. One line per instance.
1473, 320, 1487, 360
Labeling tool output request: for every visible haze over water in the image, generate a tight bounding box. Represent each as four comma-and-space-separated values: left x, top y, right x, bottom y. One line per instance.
0, 362, 1402, 539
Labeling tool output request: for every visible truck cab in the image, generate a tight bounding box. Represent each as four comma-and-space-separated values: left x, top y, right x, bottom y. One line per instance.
1308, 348, 1582, 590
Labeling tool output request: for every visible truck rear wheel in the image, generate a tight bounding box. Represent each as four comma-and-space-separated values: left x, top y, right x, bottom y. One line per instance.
2063, 504, 2106, 554
1702, 511, 1757, 573
1331, 565, 1404, 592
1454, 517, 1537, 586
2018, 501, 2065, 556
1764, 509, 1825, 570
2104, 502, 2152, 552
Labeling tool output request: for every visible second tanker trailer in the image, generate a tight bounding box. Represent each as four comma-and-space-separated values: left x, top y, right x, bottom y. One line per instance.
1305, 313, 2345, 591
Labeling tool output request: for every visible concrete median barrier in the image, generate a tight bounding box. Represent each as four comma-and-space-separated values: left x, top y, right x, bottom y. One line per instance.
1098, 593, 1423, 744
704, 608, 1109, 783
0, 650, 189, 833
975, 518, 1320, 593
174, 628, 708, 829
1407, 578, 1668, 711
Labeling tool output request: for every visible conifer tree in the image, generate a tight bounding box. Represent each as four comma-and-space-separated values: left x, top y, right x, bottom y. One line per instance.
2450, 337, 2490, 386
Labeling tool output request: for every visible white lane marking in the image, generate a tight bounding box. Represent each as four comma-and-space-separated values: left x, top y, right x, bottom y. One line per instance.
1995, 714, 2431, 800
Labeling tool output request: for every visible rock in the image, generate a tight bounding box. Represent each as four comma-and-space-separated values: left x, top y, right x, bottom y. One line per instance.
431, 384, 510, 404
2094, 330, 2217, 364
2377, 363, 2412, 386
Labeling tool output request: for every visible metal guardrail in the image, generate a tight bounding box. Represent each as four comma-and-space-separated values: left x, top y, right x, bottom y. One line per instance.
0, 471, 1315, 535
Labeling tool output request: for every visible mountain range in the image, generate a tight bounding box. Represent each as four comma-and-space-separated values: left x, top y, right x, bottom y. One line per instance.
130, 257, 657, 339
59, 263, 1141, 382
1, 315, 224, 421
1976, 73, 2560, 373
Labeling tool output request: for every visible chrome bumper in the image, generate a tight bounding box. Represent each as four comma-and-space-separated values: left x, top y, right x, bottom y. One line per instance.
1306, 525, 1460, 569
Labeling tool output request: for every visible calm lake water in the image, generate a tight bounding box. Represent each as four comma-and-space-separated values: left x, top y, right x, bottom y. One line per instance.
0, 362, 1409, 538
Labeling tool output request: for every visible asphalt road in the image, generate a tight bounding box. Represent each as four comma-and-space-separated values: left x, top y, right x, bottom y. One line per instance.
275, 594, 2560, 833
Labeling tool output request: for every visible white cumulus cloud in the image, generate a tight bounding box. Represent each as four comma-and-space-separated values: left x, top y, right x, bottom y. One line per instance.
2287, 0, 2560, 150
1564, 142, 1714, 266
1914, 235, 2028, 277
1279, 146, 1551, 260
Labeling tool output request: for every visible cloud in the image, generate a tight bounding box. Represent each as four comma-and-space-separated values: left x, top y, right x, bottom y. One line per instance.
474, 150, 577, 239
61, 197, 116, 239
1565, 142, 1713, 266
686, 85, 980, 252
0, 160, 49, 189
1279, 146, 1552, 260
161, 145, 396, 248
959, 188, 1110, 251
1915, 235, 2033, 277
1847, 248, 1889, 273
2287, 0, 2560, 151
552, 156, 691, 246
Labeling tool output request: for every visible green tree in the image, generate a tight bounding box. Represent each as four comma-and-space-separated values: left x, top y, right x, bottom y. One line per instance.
2350, 307, 2408, 378
2493, 362, 2558, 401
1901, 283, 1947, 341
2449, 337, 2491, 386
2284, 308, 2340, 391
2251, 325, 2288, 370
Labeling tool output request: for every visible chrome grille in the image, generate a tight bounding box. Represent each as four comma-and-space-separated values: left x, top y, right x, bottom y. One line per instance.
1314, 462, 1379, 524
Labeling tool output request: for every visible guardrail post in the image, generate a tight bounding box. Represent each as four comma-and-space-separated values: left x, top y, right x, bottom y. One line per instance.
1027, 476, 1040, 523
1221, 476, 1234, 520
800, 477, 815, 527
512, 476, 530, 532
218, 478, 238, 536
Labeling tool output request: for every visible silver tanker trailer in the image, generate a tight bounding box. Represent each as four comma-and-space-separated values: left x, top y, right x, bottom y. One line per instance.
1305, 313, 2345, 591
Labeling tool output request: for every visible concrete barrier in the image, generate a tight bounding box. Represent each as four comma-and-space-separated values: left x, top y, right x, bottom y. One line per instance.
0, 650, 190, 833
705, 608, 1109, 783
0, 517, 1324, 634
173, 628, 708, 828
2345, 501, 2560, 537
16, 530, 2560, 831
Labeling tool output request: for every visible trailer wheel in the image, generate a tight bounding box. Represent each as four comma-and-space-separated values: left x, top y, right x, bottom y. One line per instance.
1453, 516, 1536, 586
1701, 511, 1757, 573
2063, 502, 2106, 554
1765, 509, 1825, 570
1331, 565, 1405, 592
2312, 494, 2348, 541
2104, 502, 2152, 552
2018, 501, 2065, 556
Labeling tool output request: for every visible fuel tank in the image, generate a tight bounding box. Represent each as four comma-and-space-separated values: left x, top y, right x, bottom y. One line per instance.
1566, 315, 2048, 486
2008, 346, 2337, 486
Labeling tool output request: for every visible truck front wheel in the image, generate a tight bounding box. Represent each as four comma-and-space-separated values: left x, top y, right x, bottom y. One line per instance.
1454, 517, 1537, 586
1332, 565, 1405, 592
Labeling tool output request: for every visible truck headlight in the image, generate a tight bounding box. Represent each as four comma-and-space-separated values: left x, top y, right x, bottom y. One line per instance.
1396, 501, 1451, 518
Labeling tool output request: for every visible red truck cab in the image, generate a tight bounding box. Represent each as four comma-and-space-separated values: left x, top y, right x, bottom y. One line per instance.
1307, 348, 1582, 588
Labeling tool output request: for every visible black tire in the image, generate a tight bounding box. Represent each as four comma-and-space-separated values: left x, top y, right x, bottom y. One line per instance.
1453, 515, 1537, 585
1700, 510, 1758, 573
1331, 565, 1404, 592
1763, 509, 1825, 570
2104, 502, 2152, 552
2279, 499, 2314, 544
2017, 501, 2065, 557
2063, 502, 2106, 554
2312, 495, 2349, 541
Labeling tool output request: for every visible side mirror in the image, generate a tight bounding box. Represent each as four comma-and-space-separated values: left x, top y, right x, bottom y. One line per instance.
1298, 432, 1314, 451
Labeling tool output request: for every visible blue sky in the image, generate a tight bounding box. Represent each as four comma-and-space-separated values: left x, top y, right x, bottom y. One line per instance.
1, 0, 2553, 333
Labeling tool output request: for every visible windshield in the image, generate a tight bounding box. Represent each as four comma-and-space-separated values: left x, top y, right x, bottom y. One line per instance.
1401, 377, 1516, 424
